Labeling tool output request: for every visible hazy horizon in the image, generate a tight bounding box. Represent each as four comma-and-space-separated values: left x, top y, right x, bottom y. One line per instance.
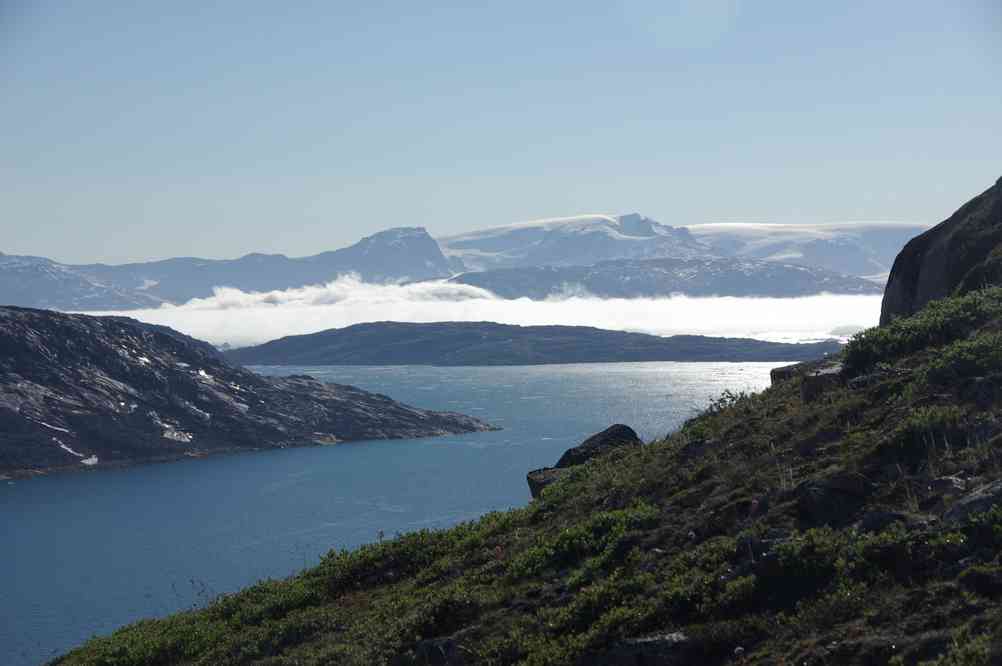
87, 275, 883, 347
3, 1, 1000, 264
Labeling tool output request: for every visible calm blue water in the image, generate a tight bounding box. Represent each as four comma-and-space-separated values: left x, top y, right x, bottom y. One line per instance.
1, 362, 781, 665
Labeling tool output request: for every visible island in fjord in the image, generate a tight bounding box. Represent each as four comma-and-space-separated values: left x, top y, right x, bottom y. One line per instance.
224, 321, 844, 367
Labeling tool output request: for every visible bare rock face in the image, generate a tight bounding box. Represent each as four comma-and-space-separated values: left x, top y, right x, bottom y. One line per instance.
881, 177, 1002, 325
0, 307, 492, 475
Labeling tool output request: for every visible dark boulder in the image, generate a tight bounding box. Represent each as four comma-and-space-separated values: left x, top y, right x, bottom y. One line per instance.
797, 471, 875, 526
555, 424, 642, 468
943, 479, 1002, 525
770, 362, 802, 386
856, 510, 930, 534
881, 176, 1002, 325
526, 425, 642, 499
800, 363, 844, 403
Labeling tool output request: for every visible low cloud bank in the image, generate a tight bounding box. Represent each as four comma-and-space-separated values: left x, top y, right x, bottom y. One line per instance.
90, 276, 883, 348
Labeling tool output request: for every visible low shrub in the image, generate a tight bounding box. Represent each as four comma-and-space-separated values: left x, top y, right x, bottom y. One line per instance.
843, 288, 1002, 376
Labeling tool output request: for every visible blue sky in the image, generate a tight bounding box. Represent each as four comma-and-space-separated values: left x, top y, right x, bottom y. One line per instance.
3, 1, 1000, 263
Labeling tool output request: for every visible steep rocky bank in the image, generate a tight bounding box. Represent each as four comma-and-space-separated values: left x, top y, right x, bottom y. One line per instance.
881, 176, 1002, 324
0, 307, 491, 476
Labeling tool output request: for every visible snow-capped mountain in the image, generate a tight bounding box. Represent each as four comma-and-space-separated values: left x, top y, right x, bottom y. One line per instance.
2, 214, 928, 311
0, 253, 165, 310
449, 256, 883, 299
0, 228, 455, 310
439, 213, 711, 271
685, 221, 931, 280
78, 226, 454, 304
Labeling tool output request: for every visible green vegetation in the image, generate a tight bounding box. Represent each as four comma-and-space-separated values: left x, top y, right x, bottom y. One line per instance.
843, 287, 1002, 376
58, 289, 1002, 665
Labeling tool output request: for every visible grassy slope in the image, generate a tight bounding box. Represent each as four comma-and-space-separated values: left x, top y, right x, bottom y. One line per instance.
59, 289, 1002, 666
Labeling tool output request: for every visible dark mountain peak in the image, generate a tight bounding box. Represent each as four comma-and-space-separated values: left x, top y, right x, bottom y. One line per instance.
616, 213, 663, 237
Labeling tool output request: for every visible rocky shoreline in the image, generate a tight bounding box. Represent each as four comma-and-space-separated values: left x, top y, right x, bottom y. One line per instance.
0, 307, 493, 476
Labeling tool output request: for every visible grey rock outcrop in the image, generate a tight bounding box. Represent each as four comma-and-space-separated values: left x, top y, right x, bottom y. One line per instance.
881, 176, 1002, 324
0, 307, 492, 475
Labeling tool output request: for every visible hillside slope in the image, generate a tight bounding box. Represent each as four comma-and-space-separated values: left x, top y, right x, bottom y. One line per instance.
58, 288, 1002, 665
59, 309, 1002, 663
0, 308, 490, 475
224, 321, 843, 366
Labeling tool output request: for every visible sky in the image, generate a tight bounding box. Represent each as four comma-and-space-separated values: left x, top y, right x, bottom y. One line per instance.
3, 0, 1000, 264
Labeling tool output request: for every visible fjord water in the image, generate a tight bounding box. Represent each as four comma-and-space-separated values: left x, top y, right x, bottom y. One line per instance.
2, 362, 780, 665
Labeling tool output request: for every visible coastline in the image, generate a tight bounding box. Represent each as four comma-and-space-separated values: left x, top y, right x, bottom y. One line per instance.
0, 424, 500, 480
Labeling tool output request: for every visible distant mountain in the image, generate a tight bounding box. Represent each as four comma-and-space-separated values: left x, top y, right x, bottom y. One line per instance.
0, 252, 164, 310
2, 216, 926, 312
0, 307, 490, 475
224, 321, 843, 366
75, 227, 453, 304
685, 221, 930, 280
439, 213, 711, 271
448, 257, 882, 299
0, 228, 453, 311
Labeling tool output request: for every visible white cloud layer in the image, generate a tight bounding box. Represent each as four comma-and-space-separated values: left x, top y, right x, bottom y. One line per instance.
88, 276, 883, 348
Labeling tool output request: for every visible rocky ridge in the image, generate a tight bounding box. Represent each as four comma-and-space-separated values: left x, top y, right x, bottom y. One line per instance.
0, 307, 491, 475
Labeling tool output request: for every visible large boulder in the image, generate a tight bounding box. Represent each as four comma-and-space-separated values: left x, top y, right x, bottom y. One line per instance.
555, 424, 642, 468
526, 424, 642, 499
881, 176, 1002, 325
943, 479, 1002, 525
800, 363, 845, 403
797, 471, 875, 527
